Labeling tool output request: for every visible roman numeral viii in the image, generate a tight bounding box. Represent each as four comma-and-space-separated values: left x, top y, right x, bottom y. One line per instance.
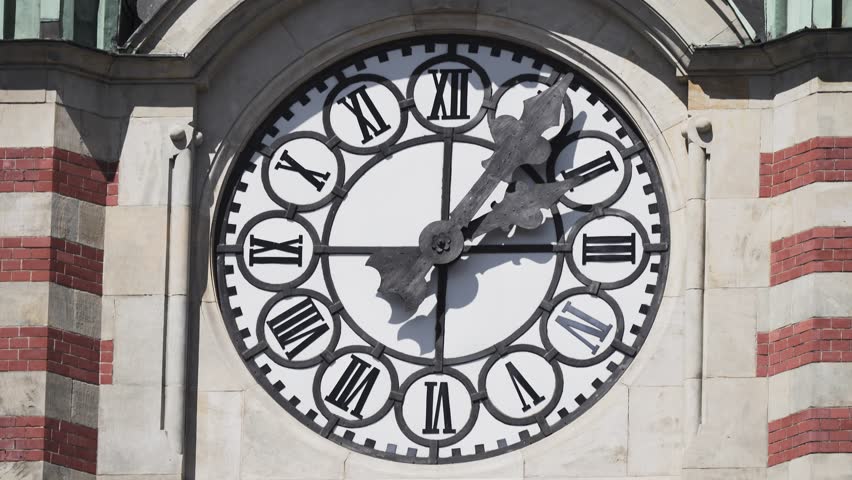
582, 232, 636, 265
428, 68, 471, 120
337, 85, 391, 144
555, 301, 613, 354
325, 356, 380, 419
249, 235, 303, 266
267, 298, 329, 359
275, 149, 330, 191
422, 381, 455, 434
505, 362, 545, 412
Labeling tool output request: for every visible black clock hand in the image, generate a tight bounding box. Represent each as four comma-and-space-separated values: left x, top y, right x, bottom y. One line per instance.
367, 74, 573, 310
465, 160, 612, 239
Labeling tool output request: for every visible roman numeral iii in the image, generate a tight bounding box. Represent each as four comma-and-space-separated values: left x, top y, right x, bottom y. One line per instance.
582, 233, 636, 264
325, 356, 380, 419
428, 68, 471, 120
337, 85, 391, 144
267, 298, 329, 359
422, 381, 455, 434
275, 149, 330, 191
249, 235, 303, 267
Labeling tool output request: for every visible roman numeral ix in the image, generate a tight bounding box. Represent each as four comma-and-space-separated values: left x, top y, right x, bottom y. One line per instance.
422, 381, 455, 434
505, 362, 545, 412
555, 301, 613, 354
267, 297, 329, 359
325, 356, 380, 419
275, 149, 330, 191
582, 232, 636, 265
337, 85, 391, 144
249, 235, 303, 266
428, 68, 471, 121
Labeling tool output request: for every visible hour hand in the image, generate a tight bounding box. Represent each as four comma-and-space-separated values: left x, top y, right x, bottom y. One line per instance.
467, 176, 584, 239
366, 248, 433, 311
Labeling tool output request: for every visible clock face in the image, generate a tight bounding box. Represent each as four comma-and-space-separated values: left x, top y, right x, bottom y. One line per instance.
214, 35, 669, 463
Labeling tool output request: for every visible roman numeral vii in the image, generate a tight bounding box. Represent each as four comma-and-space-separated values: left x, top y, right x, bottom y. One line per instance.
325, 356, 380, 419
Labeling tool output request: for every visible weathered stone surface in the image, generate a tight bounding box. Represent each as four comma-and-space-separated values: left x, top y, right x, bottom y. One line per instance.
0, 372, 46, 417
0, 193, 52, 238
98, 384, 181, 475
0, 282, 50, 326
683, 467, 766, 480
705, 109, 761, 199
195, 391, 243, 480
628, 386, 682, 476
103, 206, 167, 296
768, 453, 852, 480
71, 379, 99, 429
684, 378, 767, 468
705, 199, 770, 288
768, 363, 852, 421
112, 295, 165, 386
623, 296, 684, 387
704, 288, 759, 378
197, 301, 254, 393
240, 385, 349, 480
767, 273, 852, 332
524, 384, 628, 478
769, 182, 852, 241
0, 461, 44, 480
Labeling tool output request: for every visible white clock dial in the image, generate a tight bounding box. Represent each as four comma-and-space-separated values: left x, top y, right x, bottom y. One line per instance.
215, 36, 669, 463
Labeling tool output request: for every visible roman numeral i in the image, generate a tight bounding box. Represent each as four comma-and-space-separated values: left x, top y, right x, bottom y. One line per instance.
337, 85, 391, 144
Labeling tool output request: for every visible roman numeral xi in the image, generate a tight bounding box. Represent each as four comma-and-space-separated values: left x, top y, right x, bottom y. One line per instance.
267, 297, 329, 359
337, 85, 391, 144
428, 68, 471, 121
249, 235, 303, 267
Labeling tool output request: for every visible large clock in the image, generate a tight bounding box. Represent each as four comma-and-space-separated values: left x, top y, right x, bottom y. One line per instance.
214, 35, 669, 463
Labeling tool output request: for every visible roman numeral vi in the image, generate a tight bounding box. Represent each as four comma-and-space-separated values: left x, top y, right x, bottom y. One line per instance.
422, 381, 455, 434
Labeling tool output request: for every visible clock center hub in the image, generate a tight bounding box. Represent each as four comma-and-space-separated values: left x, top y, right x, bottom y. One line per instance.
418, 220, 464, 265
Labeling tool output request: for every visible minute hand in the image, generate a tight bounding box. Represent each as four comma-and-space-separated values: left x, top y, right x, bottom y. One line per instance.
449, 74, 573, 229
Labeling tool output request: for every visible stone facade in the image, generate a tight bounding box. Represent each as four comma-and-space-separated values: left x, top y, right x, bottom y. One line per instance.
0, 1, 850, 479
